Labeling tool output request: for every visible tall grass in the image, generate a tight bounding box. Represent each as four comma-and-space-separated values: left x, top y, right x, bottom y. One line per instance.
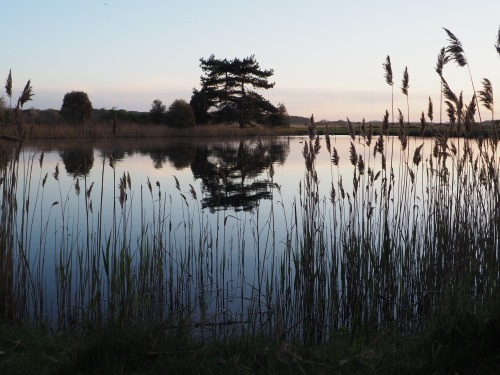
1, 28, 500, 352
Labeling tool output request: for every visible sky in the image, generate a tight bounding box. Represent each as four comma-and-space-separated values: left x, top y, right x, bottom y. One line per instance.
2, 0, 499, 122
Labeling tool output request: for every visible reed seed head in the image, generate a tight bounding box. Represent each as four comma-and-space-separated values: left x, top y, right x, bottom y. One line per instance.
347, 117, 355, 140
413, 143, 424, 167
331, 147, 339, 166
401, 66, 409, 96
420, 111, 426, 137
428, 96, 433, 122
383, 55, 393, 86
435, 47, 450, 77
349, 142, 357, 166
495, 25, 500, 56
478, 78, 494, 111
445, 100, 456, 125
74, 178, 80, 196
17, 80, 34, 109
5, 69, 12, 99
464, 94, 477, 132
357, 154, 365, 175
382, 110, 389, 135
443, 27, 467, 67
86, 181, 94, 198
325, 132, 331, 154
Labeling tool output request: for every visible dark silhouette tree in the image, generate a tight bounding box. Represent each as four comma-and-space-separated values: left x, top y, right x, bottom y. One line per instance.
60, 91, 93, 123
194, 55, 277, 127
190, 88, 212, 124
149, 99, 166, 124
268, 102, 290, 127
164, 99, 196, 128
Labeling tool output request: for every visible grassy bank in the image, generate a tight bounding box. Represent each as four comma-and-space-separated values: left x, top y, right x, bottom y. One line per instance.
2, 117, 500, 141
1, 294, 500, 374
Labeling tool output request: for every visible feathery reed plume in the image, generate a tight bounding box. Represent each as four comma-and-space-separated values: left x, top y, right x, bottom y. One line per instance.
478, 78, 496, 139
365, 121, 373, 146
325, 132, 331, 154
428, 96, 433, 122
443, 28, 467, 67
5, 69, 12, 108
397, 108, 404, 137
413, 143, 424, 166
420, 111, 426, 136
398, 109, 408, 150
189, 184, 197, 200
74, 178, 81, 196
382, 110, 390, 135
86, 181, 94, 199
445, 101, 456, 126
357, 155, 365, 175
375, 134, 384, 156
435, 47, 450, 125
349, 142, 357, 166
308, 114, 316, 139
401, 67, 409, 96
435, 47, 450, 77
478, 78, 494, 111
495, 25, 500, 56
53, 164, 59, 181
457, 92, 464, 132
331, 147, 339, 166
347, 117, 355, 140
401, 66, 410, 123
464, 94, 477, 132
443, 27, 482, 124
17, 80, 34, 109
383, 55, 393, 86
383, 56, 394, 124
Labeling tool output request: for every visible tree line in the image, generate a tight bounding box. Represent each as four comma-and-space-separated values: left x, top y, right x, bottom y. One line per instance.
1, 55, 290, 128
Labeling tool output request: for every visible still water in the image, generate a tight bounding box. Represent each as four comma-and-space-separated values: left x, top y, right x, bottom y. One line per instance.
1, 134, 498, 340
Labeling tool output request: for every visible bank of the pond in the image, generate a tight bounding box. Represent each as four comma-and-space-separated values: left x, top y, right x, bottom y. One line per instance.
1, 295, 500, 375
1, 119, 499, 141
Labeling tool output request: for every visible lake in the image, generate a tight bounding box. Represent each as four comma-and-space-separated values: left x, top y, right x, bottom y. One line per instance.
1, 133, 498, 342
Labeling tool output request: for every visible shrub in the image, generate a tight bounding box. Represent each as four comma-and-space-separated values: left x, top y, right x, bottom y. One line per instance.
268, 102, 290, 127
60, 91, 93, 123
149, 99, 166, 124
165, 99, 196, 128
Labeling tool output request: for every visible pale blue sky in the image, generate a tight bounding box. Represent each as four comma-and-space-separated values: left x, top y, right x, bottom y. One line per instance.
2, 0, 499, 121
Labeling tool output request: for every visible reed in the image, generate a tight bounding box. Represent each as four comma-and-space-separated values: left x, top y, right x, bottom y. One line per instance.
443, 28, 483, 124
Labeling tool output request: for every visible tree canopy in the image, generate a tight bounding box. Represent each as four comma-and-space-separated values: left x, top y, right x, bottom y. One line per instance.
165, 99, 196, 128
149, 99, 166, 123
193, 55, 279, 127
60, 91, 93, 123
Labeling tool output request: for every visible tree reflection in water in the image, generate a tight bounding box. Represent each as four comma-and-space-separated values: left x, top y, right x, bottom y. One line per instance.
60, 148, 94, 176
191, 138, 289, 212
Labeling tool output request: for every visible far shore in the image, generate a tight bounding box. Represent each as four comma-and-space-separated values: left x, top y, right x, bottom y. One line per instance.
1, 119, 498, 142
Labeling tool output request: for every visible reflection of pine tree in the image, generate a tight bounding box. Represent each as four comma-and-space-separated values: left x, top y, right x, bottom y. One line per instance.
191, 138, 289, 212
60, 149, 94, 176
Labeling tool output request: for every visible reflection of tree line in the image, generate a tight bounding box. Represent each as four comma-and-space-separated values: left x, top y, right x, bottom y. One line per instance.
12, 138, 289, 211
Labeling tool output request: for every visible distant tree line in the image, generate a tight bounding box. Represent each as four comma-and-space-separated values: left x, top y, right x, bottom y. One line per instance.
2, 55, 289, 129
